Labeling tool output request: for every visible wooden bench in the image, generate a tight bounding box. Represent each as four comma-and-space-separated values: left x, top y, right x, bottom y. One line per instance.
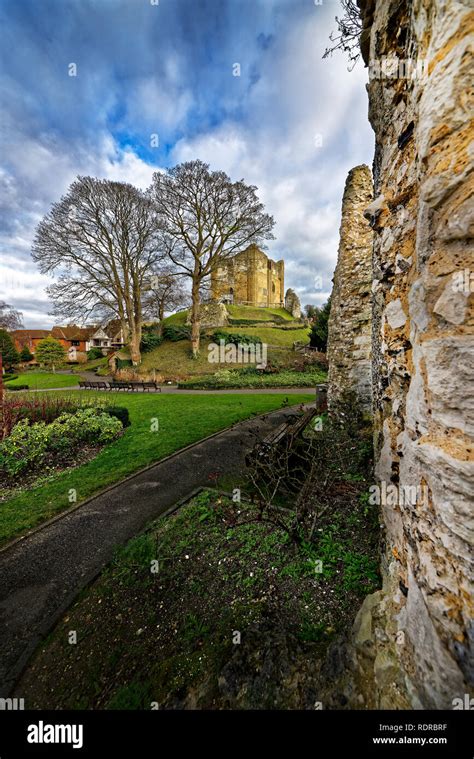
246, 406, 321, 467
108, 381, 161, 393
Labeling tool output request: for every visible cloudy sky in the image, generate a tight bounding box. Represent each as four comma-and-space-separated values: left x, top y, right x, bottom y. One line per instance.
0, 0, 373, 327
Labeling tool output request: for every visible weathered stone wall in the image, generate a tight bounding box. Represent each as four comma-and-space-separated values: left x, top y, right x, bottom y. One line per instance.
327, 165, 373, 412
346, 0, 474, 709
186, 302, 228, 329
284, 288, 302, 319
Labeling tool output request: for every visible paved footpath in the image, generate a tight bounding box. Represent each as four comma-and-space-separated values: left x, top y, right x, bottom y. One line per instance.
30, 384, 318, 394
0, 403, 312, 696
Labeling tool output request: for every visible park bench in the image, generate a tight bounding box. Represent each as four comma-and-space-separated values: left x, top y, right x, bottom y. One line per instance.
246, 406, 322, 468
108, 381, 161, 393
79, 379, 161, 392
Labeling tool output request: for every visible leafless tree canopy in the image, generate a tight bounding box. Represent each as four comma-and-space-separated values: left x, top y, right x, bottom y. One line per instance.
142, 263, 190, 327
32, 176, 164, 364
0, 301, 23, 331
149, 160, 275, 355
323, 0, 363, 71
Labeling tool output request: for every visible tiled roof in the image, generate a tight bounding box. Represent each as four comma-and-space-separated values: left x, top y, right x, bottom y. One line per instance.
52, 325, 95, 341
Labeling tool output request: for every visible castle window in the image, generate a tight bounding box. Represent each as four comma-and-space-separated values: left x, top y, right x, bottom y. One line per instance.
267, 261, 272, 269
272, 283, 276, 293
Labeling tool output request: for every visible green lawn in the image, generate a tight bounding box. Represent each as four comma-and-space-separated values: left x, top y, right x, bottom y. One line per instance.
163, 305, 296, 327
219, 326, 310, 347
226, 304, 295, 322
5, 372, 79, 389
70, 358, 108, 374
0, 391, 313, 545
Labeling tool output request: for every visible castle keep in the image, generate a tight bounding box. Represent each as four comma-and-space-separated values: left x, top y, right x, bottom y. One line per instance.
211, 244, 284, 308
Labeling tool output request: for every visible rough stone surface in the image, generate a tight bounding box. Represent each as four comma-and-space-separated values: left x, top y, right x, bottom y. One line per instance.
338, 0, 474, 709
211, 244, 285, 308
327, 165, 374, 412
186, 302, 229, 329
284, 288, 302, 319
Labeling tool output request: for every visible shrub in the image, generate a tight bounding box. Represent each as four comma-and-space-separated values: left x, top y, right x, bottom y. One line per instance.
0, 409, 122, 477
3, 374, 18, 382
309, 299, 331, 352
87, 347, 104, 360
116, 358, 132, 370
0, 329, 19, 369
178, 368, 326, 389
6, 385, 29, 391
162, 325, 191, 342
0, 419, 50, 476
35, 337, 66, 369
140, 331, 163, 352
20, 345, 34, 362
105, 406, 130, 428
211, 331, 262, 346
0, 394, 112, 440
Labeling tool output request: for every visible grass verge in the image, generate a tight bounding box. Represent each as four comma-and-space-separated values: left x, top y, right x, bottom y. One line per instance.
5, 372, 79, 389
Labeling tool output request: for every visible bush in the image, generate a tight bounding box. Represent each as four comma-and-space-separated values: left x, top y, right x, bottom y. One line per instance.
0, 409, 123, 478
140, 331, 163, 352
211, 331, 262, 346
0, 419, 50, 476
7, 385, 29, 391
105, 406, 130, 428
178, 368, 326, 389
87, 347, 104, 360
162, 325, 192, 342
0, 395, 91, 438
3, 374, 18, 382
309, 299, 331, 351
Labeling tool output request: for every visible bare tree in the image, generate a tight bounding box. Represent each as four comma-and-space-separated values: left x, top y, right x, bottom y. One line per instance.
323, 0, 363, 71
32, 176, 163, 365
0, 301, 23, 331
142, 264, 189, 332
149, 160, 275, 356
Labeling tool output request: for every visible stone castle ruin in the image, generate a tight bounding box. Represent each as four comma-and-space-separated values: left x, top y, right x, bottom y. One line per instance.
326, 0, 473, 708
327, 165, 373, 413
211, 244, 285, 308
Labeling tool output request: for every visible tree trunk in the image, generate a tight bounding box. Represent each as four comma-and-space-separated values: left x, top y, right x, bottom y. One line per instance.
157, 301, 165, 336
190, 277, 201, 357
129, 328, 141, 365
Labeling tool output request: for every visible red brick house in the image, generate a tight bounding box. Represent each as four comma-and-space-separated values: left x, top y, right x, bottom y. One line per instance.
11, 321, 126, 364
51, 325, 94, 362
11, 329, 51, 362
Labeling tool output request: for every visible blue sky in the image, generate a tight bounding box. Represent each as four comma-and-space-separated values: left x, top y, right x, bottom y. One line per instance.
0, 0, 373, 327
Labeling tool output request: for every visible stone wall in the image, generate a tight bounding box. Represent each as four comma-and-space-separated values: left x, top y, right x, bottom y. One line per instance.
345, 0, 474, 709
327, 165, 373, 413
284, 288, 302, 319
211, 245, 285, 308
